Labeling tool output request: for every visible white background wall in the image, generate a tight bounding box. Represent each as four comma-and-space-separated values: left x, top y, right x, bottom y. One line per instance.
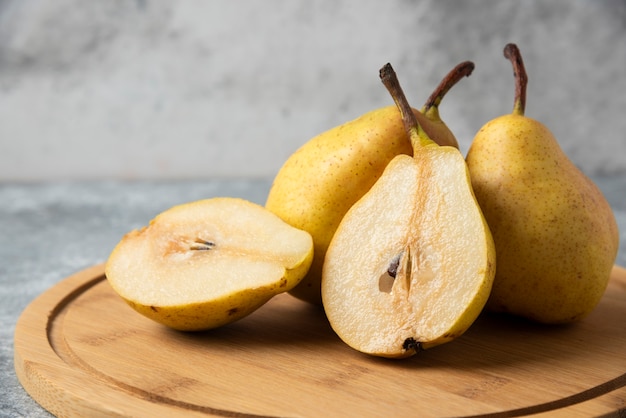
1, 0, 625, 181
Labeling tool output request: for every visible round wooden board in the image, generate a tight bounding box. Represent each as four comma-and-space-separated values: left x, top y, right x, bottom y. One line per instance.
14, 264, 626, 418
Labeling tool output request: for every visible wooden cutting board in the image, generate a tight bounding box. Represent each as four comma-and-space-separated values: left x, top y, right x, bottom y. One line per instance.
14, 264, 626, 418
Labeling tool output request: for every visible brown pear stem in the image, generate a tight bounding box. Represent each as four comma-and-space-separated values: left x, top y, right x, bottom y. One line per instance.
503, 43, 528, 116
422, 61, 475, 111
379, 63, 429, 148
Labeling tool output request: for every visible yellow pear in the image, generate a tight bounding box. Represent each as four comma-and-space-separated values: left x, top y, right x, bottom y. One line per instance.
266, 61, 474, 305
105, 197, 313, 331
321, 63, 495, 358
466, 44, 619, 324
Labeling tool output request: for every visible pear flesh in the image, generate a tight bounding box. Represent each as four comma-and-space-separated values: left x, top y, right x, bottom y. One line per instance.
105, 197, 313, 331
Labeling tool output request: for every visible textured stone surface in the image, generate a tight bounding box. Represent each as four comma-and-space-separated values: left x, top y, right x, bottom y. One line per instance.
1, 178, 625, 416
0, 0, 625, 181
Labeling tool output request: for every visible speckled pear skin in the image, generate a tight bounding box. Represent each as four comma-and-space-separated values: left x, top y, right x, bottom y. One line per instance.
466, 87, 619, 324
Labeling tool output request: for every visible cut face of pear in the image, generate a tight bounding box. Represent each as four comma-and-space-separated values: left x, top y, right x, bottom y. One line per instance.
105, 197, 313, 331
322, 149, 495, 358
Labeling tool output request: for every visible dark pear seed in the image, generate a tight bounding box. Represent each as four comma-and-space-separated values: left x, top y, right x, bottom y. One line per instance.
190, 239, 216, 251
387, 252, 402, 278
379, 252, 403, 293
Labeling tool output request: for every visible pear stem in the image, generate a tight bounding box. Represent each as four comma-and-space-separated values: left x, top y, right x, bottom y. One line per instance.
379, 63, 432, 149
422, 61, 475, 112
503, 43, 528, 116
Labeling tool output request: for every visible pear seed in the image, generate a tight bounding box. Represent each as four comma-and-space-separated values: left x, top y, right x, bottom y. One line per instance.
387, 253, 402, 278
379, 273, 394, 293
379, 252, 403, 293
190, 239, 216, 251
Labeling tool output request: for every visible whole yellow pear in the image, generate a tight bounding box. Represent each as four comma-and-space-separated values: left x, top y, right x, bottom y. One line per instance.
466, 44, 619, 324
266, 62, 474, 304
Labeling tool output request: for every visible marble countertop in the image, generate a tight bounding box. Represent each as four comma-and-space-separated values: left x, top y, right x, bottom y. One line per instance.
2, 177, 626, 417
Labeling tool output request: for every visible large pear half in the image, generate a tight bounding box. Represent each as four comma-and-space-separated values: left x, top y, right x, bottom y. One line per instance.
105, 197, 313, 331
321, 64, 495, 358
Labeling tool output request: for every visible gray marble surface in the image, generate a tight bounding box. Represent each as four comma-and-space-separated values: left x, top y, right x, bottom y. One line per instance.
1, 1, 626, 181
2, 177, 626, 417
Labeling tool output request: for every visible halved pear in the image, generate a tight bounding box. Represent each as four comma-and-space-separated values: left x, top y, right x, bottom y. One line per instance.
105, 197, 313, 331
321, 64, 495, 358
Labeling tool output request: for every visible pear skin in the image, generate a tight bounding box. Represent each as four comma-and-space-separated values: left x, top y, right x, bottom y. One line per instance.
466, 44, 619, 324
266, 62, 474, 305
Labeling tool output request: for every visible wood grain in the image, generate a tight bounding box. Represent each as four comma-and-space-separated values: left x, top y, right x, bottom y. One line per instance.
14, 264, 626, 418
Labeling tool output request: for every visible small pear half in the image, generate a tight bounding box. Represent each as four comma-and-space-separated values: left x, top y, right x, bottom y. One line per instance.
105, 197, 313, 331
322, 64, 495, 358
